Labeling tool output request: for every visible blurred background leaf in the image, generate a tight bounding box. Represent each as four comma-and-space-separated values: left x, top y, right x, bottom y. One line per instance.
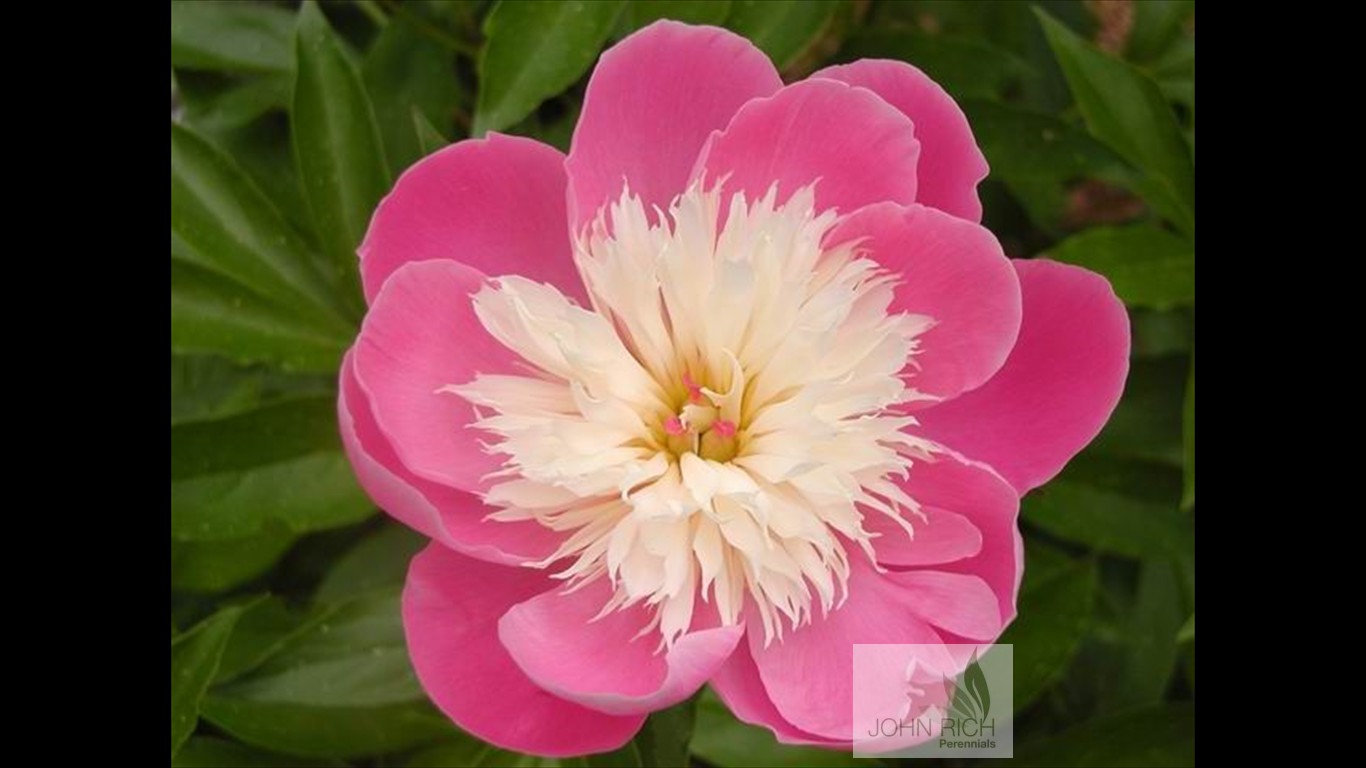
1037, 9, 1194, 236
292, 1, 389, 311
363, 11, 463, 172
1047, 225, 1194, 309
171, 0, 295, 74
690, 691, 861, 767
173, 600, 259, 758
170, 396, 373, 540
1003, 704, 1195, 767
629, 0, 732, 29
999, 543, 1097, 711
474, 1, 624, 135
726, 0, 838, 72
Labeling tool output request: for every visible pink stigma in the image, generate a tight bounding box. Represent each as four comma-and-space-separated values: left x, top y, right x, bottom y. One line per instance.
664, 416, 687, 436
712, 419, 736, 438
682, 373, 704, 404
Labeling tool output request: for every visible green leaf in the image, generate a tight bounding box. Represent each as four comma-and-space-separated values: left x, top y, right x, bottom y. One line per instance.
177, 72, 294, 133
171, 0, 295, 74
1127, 1, 1195, 64
171, 259, 350, 373
171, 396, 373, 541
840, 30, 1037, 100
1182, 353, 1195, 510
586, 743, 643, 767
413, 108, 452, 156
315, 523, 427, 603
171, 121, 355, 331
1101, 560, 1183, 713
171, 532, 298, 594
1091, 356, 1188, 466
172, 602, 254, 758
726, 0, 837, 71
629, 0, 731, 28
171, 354, 332, 426
1003, 704, 1195, 767
474, 1, 625, 136
1047, 225, 1194, 309
1037, 9, 1195, 236
1023, 455, 1194, 560
1129, 308, 1193, 359
215, 591, 421, 706
999, 544, 1096, 710
363, 15, 462, 172
1177, 614, 1194, 644
204, 590, 454, 758
408, 738, 560, 767
216, 599, 333, 684
690, 690, 862, 767
173, 737, 343, 767
634, 698, 696, 767
1151, 37, 1195, 129
292, 1, 390, 311
508, 99, 582, 153
962, 100, 1131, 235
210, 113, 318, 236
582, 701, 698, 765
172, 354, 281, 426
202, 698, 454, 759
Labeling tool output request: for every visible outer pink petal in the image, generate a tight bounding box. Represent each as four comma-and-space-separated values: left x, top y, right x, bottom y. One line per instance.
403, 544, 645, 757
827, 203, 1021, 402
339, 352, 561, 564
352, 260, 514, 494
691, 79, 920, 216
867, 505, 981, 568
884, 570, 1002, 641
747, 554, 958, 741
895, 452, 1023, 625
709, 642, 847, 747
917, 259, 1131, 494
565, 20, 781, 231
498, 579, 742, 716
358, 133, 584, 304
813, 60, 989, 222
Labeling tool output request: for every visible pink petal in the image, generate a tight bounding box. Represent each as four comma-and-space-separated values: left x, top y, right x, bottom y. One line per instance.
403, 544, 645, 757
866, 505, 981, 568
691, 79, 920, 216
498, 579, 742, 716
352, 260, 515, 494
566, 20, 780, 231
710, 642, 847, 747
359, 133, 584, 304
339, 352, 561, 564
884, 571, 1002, 640
895, 452, 1023, 625
746, 554, 958, 741
813, 60, 989, 222
917, 259, 1131, 493
828, 203, 1021, 402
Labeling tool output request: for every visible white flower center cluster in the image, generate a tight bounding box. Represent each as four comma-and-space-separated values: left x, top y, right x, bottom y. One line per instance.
450, 184, 937, 645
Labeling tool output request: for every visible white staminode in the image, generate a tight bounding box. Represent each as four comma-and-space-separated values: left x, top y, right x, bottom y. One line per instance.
449, 183, 938, 646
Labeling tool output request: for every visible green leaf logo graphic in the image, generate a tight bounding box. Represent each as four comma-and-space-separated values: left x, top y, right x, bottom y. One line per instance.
946, 654, 991, 721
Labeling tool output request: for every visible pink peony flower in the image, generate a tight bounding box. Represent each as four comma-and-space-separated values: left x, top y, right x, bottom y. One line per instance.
339, 21, 1128, 756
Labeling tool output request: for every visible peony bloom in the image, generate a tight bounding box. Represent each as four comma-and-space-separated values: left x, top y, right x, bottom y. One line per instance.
339, 21, 1128, 756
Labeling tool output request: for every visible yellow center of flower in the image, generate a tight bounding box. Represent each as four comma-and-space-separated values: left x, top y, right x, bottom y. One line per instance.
659, 374, 740, 462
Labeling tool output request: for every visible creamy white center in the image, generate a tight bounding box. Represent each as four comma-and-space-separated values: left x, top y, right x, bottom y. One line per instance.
448, 184, 938, 645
